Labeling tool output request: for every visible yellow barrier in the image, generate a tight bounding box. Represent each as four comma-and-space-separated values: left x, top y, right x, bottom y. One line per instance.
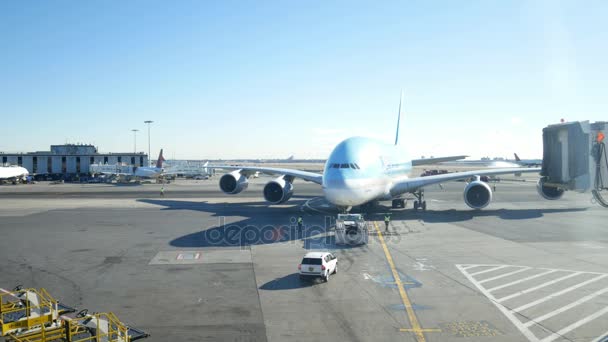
0, 288, 59, 336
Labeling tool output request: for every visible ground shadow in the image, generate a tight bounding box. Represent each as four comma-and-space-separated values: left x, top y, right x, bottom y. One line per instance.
138, 198, 334, 248
365, 207, 588, 223
259, 273, 318, 290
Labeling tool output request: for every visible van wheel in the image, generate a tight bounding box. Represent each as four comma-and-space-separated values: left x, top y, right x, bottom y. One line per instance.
324, 272, 329, 282
333, 265, 338, 274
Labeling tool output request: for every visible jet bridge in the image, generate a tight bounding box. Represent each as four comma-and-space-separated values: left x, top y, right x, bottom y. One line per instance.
540, 121, 608, 207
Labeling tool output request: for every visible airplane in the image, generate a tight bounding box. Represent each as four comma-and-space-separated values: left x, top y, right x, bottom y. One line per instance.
514, 153, 542, 167
203, 96, 562, 212
91, 149, 166, 181
133, 149, 165, 178
0, 165, 29, 184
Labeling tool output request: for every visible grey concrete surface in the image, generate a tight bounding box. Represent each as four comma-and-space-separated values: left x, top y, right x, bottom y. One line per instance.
1, 178, 607, 342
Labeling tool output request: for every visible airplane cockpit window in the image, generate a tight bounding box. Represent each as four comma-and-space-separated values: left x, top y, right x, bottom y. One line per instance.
331, 163, 340, 168
340, 163, 349, 168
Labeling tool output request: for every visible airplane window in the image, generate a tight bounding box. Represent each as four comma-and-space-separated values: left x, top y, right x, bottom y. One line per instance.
349, 163, 356, 169
332, 164, 340, 168
340, 163, 349, 168
354, 163, 360, 169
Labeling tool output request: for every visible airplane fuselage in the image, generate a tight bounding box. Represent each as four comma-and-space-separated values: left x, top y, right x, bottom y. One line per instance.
133, 167, 162, 178
322, 137, 412, 207
0, 166, 29, 181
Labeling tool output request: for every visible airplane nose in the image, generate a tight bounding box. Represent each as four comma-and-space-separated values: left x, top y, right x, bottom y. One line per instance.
323, 176, 370, 206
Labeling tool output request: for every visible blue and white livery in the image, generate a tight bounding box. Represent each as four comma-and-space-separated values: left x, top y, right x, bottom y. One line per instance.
208, 97, 562, 211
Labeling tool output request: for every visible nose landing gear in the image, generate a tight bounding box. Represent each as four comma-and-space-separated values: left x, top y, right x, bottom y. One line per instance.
412, 190, 427, 211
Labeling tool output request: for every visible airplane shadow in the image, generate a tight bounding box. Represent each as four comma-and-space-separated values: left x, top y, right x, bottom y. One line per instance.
259, 273, 318, 290
138, 198, 335, 248
138, 198, 589, 248
375, 207, 589, 223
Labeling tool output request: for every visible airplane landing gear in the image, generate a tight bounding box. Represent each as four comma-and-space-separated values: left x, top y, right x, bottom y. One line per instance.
413, 190, 427, 211
391, 199, 405, 209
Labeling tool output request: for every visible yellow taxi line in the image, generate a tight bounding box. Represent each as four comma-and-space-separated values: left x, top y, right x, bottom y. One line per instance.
372, 221, 440, 341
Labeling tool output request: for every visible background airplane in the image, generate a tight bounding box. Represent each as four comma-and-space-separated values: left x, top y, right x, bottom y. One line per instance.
514, 153, 543, 167
203, 96, 560, 212
133, 149, 166, 179
0, 165, 29, 184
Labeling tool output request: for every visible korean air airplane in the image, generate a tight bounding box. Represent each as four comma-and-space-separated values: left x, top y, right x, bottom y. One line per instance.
206, 97, 563, 212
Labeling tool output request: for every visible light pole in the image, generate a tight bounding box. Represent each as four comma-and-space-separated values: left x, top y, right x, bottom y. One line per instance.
144, 120, 153, 166
131, 129, 139, 153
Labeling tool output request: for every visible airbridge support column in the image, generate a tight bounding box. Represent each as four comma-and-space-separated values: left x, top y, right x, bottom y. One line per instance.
541, 121, 608, 207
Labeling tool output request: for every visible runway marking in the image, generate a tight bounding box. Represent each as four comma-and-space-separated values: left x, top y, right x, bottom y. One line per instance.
470, 265, 509, 276
478, 266, 531, 284
541, 306, 608, 342
457, 264, 608, 342
524, 286, 608, 327
372, 221, 440, 342
591, 330, 608, 342
302, 197, 333, 215
496, 272, 583, 302
512, 274, 608, 312
487, 269, 559, 292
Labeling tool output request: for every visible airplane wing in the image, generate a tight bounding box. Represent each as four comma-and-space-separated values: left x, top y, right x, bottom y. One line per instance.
204, 165, 323, 185
390, 167, 540, 195
411, 155, 468, 166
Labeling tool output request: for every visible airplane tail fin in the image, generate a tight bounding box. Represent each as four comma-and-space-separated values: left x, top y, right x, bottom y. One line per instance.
156, 149, 165, 168
395, 91, 403, 145
514, 153, 521, 162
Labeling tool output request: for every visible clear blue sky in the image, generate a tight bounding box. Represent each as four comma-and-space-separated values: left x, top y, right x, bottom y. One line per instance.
1, 1, 606, 159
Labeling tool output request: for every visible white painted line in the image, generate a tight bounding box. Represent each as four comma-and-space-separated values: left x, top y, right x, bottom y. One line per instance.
524, 286, 608, 327
455, 265, 540, 342
479, 267, 532, 284
497, 272, 583, 303
470, 265, 510, 277
591, 329, 608, 342
461, 265, 481, 270
514, 274, 608, 313
488, 270, 559, 292
541, 306, 608, 342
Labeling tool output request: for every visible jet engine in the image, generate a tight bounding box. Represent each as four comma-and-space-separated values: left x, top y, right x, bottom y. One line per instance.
536, 177, 564, 200
263, 177, 294, 204
464, 180, 493, 209
219, 170, 249, 194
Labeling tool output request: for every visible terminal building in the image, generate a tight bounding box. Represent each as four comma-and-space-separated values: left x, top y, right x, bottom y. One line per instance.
0, 144, 148, 179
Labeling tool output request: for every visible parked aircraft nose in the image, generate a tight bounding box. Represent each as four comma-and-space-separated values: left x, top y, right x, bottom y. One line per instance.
323, 176, 374, 206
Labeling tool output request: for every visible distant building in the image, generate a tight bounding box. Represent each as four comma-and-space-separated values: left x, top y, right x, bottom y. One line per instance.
0, 144, 148, 179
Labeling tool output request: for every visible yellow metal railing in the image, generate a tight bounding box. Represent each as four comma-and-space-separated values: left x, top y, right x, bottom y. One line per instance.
1, 288, 59, 336
7, 312, 131, 342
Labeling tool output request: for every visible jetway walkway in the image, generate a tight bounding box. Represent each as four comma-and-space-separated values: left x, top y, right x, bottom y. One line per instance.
541, 121, 608, 208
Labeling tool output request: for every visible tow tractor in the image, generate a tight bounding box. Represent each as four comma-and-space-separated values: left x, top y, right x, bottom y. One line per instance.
335, 214, 368, 245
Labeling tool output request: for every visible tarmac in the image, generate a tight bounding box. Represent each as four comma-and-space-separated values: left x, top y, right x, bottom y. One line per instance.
1, 177, 608, 342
